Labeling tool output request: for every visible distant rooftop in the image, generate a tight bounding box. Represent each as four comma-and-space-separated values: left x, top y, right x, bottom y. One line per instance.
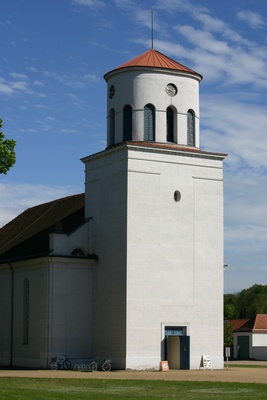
229, 315, 267, 333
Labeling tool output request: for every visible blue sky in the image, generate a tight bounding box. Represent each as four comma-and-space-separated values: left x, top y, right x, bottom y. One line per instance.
0, 0, 267, 294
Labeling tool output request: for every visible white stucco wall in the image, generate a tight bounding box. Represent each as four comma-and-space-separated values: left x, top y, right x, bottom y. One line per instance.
126, 145, 224, 370
0, 256, 94, 368
83, 147, 128, 368
83, 143, 225, 370
49, 220, 90, 256
252, 333, 267, 347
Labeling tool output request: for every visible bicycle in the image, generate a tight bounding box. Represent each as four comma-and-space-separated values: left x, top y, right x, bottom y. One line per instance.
95, 357, 111, 371
73, 360, 98, 372
50, 353, 72, 370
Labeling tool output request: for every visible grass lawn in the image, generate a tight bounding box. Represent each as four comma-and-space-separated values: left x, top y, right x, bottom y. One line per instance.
0, 378, 267, 400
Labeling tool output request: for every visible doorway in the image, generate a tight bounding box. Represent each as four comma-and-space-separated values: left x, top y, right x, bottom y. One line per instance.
164, 326, 190, 370
237, 336, 250, 360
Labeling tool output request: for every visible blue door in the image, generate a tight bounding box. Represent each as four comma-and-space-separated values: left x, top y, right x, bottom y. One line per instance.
164, 327, 190, 370
180, 336, 190, 370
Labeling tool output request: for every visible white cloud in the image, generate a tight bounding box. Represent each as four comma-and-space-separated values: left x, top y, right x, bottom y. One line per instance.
237, 9, 265, 29
9, 72, 28, 80
201, 94, 267, 170
170, 23, 267, 86
34, 80, 43, 86
84, 73, 100, 83
0, 183, 81, 228
0, 75, 32, 95
72, 0, 105, 7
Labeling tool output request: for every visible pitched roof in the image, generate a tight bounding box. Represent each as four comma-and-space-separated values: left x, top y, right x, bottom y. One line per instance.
228, 319, 253, 332
229, 315, 267, 333
0, 193, 85, 261
253, 314, 267, 333
104, 49, 202, 80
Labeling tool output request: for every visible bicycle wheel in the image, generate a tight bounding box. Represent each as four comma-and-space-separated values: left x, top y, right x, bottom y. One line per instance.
50, 360, 59, 370
102, 361, 111, 371
89, 361, 97, 372
63, 359, 72, 370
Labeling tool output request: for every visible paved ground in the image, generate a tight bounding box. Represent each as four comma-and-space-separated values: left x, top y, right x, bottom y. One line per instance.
0, 362, 267, 384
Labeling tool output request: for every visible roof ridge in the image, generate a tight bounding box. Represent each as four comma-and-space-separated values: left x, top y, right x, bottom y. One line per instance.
0, 201, 59, 252
25, 193, 84, 212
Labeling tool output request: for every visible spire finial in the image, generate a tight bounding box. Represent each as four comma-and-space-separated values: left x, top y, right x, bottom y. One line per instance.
151, 7, 154, 49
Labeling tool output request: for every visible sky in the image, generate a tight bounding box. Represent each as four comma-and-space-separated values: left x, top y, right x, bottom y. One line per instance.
0, 0, 267, 294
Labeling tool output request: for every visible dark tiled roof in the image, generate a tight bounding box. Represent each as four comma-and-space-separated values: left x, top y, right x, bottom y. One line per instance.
0, 193, 85, 261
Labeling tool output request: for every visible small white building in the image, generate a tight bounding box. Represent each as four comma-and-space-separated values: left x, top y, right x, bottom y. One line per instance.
0, 48, 227, 370
230, 315, 267, 360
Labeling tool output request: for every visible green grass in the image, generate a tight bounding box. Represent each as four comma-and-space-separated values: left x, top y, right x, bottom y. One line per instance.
0, 378, 267, 400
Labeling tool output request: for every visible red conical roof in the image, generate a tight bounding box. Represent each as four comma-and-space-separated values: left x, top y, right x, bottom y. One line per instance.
105, 49, 202, 80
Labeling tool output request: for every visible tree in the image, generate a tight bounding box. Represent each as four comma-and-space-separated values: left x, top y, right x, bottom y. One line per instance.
224, 284, 267, 320
224, 293, 238, 319
224, 321, 234, 347
0, 118, 16, 174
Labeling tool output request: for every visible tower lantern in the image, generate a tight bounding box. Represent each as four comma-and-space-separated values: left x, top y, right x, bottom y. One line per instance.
104, 49, 202, 148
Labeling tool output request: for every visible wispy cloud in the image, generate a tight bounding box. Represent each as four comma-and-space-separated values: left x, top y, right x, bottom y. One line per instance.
72, 0, 105, 7
237, 9, 265, 29
0, 76, 31, 95
201, 94, 267, 170
9, 72, 29, 80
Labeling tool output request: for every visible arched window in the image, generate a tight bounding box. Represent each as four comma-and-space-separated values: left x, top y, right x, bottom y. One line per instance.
71, 248, 86, 256
187, 110, 195, 146
23, 278, 29, 345
144, 104, 155, 141
109, 108, 115, 146
167, 107, 175, 143
123, 105, 132, 141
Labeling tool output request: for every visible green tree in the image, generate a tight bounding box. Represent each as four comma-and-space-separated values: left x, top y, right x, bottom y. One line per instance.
224, 293, 238, 319
224, 284, 267, 320
224, 321, 234, 347
0, 118, 16, 174
236, 284, 267, 318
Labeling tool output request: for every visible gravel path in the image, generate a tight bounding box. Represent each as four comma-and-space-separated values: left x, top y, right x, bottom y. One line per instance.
0, 363, 267, 384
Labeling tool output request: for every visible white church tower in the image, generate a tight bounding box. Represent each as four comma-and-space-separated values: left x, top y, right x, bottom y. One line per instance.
82, 48, 226, 370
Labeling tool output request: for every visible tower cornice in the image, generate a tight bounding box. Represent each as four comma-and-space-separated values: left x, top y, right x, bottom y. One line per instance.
81, 141, 227, 164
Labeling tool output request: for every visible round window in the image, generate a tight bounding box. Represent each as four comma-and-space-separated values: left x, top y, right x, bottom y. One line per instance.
174, 190, 181, 202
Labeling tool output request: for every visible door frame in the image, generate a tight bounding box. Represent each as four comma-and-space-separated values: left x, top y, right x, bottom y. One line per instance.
161, 323, 190, 370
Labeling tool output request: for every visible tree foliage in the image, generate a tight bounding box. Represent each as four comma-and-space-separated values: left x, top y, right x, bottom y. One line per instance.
224, 284, 267, 320
224, 321, 234, 347
0, 118, 16, 174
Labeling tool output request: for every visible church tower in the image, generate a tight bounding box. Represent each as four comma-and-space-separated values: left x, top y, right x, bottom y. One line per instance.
82, 48, 226, 370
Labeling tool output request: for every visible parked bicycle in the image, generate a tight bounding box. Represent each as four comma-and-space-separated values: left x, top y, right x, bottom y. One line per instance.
73, 360, 98, 372
50, 353, 72, 370
95, 357, 111, 371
